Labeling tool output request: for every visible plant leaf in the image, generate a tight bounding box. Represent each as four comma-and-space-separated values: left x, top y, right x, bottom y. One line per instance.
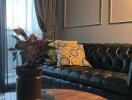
13, 28, 29, 40
11, 35, 20, 41
19, 51, 23, 55
12, 51, 18, 61
8, 48, 17, 51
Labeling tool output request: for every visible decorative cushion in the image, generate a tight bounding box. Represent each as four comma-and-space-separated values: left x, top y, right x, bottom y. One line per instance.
55, 40, 92, 67
46, 40, 56, 65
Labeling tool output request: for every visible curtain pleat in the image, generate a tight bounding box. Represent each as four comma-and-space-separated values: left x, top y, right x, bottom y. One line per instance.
34, 0, 57, 39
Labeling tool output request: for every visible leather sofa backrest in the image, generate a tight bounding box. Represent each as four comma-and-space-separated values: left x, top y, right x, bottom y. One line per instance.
83, 43, 132, 73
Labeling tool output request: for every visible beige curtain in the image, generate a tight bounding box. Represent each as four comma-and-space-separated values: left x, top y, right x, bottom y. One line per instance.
34, 0, 57, 40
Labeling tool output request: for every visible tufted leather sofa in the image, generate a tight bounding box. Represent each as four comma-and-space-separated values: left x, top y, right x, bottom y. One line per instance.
42, 43, 132, 99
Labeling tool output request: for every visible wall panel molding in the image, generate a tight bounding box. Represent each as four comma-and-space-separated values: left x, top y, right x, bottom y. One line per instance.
109, 0, 132, 24
64, 0, 102, 28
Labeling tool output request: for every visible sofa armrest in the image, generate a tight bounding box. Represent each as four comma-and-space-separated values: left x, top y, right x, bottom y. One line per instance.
128, 60, 132, 91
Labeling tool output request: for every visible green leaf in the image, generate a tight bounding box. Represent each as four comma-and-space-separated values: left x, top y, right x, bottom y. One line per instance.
11, 35, 20, 41
8, 48, 17, 51
19, 51, 23, 55
12, 51, 18, 61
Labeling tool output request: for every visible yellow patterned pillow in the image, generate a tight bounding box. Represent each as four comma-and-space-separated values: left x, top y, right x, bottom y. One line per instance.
55, 40, 91, 67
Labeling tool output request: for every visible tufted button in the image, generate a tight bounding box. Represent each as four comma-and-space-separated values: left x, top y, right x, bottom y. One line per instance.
116, 47, 120, 57
126, 48, 132, 58
106, 47, 110, 54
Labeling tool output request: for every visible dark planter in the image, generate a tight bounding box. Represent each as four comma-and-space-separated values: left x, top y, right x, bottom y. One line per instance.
16, 67, 42, 100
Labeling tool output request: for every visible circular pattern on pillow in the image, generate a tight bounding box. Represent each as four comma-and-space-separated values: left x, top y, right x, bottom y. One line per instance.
71, 57, 80, 65
57, 41, 67, 47
60, 48, 69, 56
77, 46, 83, 52
70, 49, 79, 56
59, 57, 70, 65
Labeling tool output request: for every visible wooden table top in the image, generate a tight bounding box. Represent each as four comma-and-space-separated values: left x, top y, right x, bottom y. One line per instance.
0, 89, 107, 100
48, 89, 107, 100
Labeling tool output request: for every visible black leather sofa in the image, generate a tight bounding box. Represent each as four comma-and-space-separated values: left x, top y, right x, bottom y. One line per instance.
42, 43, 132, 99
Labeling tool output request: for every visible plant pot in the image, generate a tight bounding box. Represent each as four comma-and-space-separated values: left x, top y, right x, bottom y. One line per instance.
16, 67, 42, 100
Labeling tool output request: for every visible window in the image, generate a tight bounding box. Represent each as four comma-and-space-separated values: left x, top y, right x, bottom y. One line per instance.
6, 0, 42, 89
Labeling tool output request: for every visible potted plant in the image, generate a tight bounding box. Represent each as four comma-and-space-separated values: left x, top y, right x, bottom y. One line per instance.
9, 28, 53, 100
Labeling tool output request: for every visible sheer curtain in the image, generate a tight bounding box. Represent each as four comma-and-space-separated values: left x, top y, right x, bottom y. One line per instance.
6, 0, 42, 36
6, 0, 42, 90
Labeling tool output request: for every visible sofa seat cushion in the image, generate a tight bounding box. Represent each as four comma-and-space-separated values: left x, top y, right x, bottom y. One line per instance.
42, 65, 128, 94
80, 69, 128, 94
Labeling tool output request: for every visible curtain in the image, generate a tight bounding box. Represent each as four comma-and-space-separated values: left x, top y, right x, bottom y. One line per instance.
6, 0, 42, 91
6, 0, 42, 37
0, 0, 7, 92
34, 0, 57, 39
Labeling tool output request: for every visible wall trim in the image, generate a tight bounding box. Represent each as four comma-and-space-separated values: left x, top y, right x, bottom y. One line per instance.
64, 0, 102, 28
109, 0, 132, 24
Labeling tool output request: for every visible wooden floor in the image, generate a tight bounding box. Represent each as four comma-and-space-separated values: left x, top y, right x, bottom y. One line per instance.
0, 89, 107, 100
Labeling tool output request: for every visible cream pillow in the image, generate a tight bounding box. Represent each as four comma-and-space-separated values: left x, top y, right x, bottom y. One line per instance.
55, 40, 92, 67
45, 40, 56, 64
